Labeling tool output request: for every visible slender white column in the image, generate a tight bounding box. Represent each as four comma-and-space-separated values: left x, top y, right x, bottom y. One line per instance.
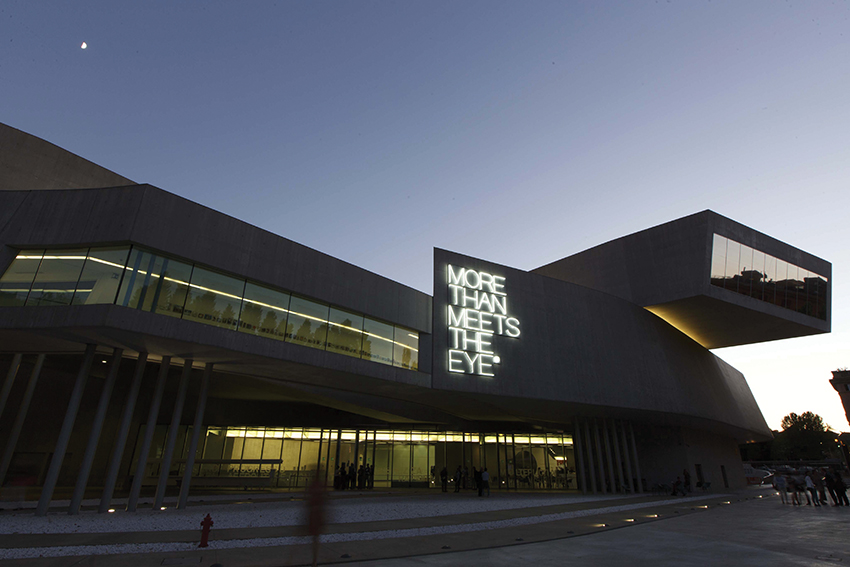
127, 356, 170, 512
69, 348, 124, 515
583, 420, 597, 493
177, 363, 212, 509
628, 422, 643, 493
602, 418, 616, 492
0, 353, 23, 421
0, 354, 45, 485
619, 420, 636, 493
572, 418, 586, 493
36, 344, 97, 516
99, 353, 147, 513
153, 359, 192, 510
610, 418, 624, 492
592, 419, 608, 493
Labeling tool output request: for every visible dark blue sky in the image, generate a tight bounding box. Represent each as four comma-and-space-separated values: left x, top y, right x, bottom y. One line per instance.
3, 1, 849, 429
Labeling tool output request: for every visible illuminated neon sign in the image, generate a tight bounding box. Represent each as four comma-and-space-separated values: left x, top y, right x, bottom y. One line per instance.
447, 264, 520, 377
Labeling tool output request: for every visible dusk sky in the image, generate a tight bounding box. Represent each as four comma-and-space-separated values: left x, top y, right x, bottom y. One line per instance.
3, 1, 849, 431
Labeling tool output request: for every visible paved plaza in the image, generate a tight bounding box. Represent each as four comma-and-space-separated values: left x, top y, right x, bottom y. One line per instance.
0, 486, 847, 566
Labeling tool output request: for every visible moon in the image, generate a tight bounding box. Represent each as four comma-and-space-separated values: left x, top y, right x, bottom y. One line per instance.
81, 42, 87, 49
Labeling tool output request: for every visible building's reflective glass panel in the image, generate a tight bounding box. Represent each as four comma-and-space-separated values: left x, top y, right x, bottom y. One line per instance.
710, 234, 828, 320
238, 282, 290, 341
362, 318, 394, 365
26, 248, 88, 306
118, 249, 193, 318
0, 245, 421, 369
393, 326, 419, 370
183, 267, 244, 331
0, 249, 44, 306
286, 296, 330, 350
72, 247, 130, 305
327, 308, 364, 358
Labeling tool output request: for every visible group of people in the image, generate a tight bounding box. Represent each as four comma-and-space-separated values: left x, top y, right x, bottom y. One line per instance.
774, 468, 849, 507
332, 462, 374, 490
439, 465, 491, 496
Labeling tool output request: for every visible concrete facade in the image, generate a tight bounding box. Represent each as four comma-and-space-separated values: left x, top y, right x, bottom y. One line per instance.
0, 124, 833, 509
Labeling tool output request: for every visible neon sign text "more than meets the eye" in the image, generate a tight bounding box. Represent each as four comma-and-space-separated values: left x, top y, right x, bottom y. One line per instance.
447, 264, 520, 377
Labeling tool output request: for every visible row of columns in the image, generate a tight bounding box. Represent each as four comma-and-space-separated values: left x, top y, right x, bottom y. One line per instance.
573, 417, 642, 494
0, 349, 212, 515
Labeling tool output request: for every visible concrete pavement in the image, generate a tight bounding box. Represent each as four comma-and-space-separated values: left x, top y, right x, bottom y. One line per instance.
0, 487, 847, 566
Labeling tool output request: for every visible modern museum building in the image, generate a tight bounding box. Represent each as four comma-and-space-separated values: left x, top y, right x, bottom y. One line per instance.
0, 123, 832, 514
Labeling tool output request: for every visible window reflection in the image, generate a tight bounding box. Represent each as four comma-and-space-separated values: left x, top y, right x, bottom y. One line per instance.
363, 318, 394, 365
0, 250, 44, 306
72, 247, 130, 305
239, 282, 290, 341
286, 296, 330, 350
393, 326, 419, 370
327, 308, 364, 358
183, 267, 245, 331
710, 234, 828, 321
0, 245, 422, 369
26, 248, 88, 306
118, 249, 192, 318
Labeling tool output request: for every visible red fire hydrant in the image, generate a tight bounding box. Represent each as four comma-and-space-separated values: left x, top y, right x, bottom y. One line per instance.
199, 514, 214, 548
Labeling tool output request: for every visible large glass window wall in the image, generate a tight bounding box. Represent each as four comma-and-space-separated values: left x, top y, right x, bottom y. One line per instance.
129, 426, 576, 491
0, 245, 419, 370
710, 234, 828, 320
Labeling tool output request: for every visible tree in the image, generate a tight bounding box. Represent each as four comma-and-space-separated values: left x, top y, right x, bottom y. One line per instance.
772, 411, 840, 460
780, 411, 827, 432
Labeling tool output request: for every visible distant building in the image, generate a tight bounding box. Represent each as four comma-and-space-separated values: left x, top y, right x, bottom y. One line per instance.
830, 370, 850, 428
0, 123, 833, 515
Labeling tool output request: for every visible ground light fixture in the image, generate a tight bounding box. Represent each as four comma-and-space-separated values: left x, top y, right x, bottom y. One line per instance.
647, 514, 659, 518
107, 509, 115, 513
624, 518, 635, 522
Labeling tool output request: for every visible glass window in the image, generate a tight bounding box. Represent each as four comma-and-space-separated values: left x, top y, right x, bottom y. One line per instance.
710, 234, 727, 283
118, 249, 192, 318
285, 296, 329, 350
326, 307, 364, 358
750, 249, 765, 301
26, 248, 88, 306
784, 264, 799, 310
0, 250, 44, 306
737, 244, 754, 297
763, 254, 776, 304
238, 282, 290, 341
774, 259, 788, 308
72, 247, 130, 305
723, 240, 740, 292
362, 317, 394, 365
393, 326, 419, 370
182, 266, 245, 331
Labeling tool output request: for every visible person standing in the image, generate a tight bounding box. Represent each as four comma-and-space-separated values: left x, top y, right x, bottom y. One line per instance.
805, 472, 820, 507
775, 474, 787, 505
683, 468, 692, 493
474, 467, 482, 496
440, 466, 448, 492
349, 463, 356, 490
481, 468, 490, 496
454, 466, 462, 493
834, 469, 849, 506
814, 469, 827, 505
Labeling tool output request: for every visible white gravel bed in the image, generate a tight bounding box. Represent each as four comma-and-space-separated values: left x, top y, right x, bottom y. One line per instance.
0, 493, 640, 535
0, 495, 727, 560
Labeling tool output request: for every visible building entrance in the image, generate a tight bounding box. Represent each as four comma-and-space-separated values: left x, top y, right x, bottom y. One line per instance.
129, 426, 577, 491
